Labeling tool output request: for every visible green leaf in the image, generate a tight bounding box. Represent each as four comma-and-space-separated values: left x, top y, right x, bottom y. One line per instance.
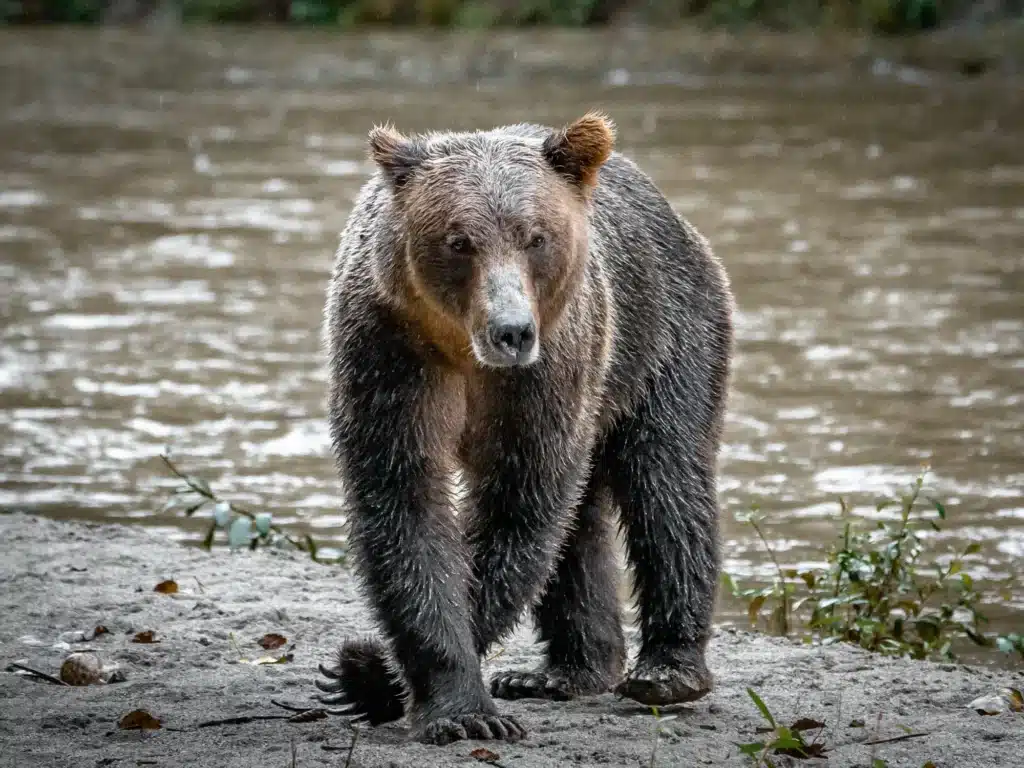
746, 688, 776, 728
925, 495, 946, 519
721, 572, 737, 594
964, 542, 982, 555
184, 500, 208, 517
872, 760, 889, 768
964, 629, 991, 647
160, 496, 180, 513
748, 595, 767, 626
948, 560, 962, 576
771, 728, 804, 750
996, 637, 1014, 653
914, 617, 940, 643
799, 571, 816, 589
161, 493, 199, 513
304, 534, 318, 561
200, 521, 216, 551
228, 516, 252, 549
185, 474, 213, 497
212, 501, 231, 528
254, 512, 272, 536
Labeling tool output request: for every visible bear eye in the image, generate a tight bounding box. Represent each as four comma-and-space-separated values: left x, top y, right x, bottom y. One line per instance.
528, 233, 547, 250
447, 235, 471, 254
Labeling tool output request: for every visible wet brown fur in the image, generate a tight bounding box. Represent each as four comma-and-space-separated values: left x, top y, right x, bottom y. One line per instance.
319, 110, 733, 746
369, 113, 611, 373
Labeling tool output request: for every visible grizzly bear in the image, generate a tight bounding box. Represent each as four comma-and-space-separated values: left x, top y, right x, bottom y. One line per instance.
317, 111, 734, 746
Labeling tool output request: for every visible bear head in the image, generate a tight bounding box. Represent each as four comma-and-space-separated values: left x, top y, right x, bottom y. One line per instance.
367, 111, 615, 369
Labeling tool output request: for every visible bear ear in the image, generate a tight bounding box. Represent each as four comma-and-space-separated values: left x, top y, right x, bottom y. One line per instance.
541, 111, 616, 193
367, 123, 428, 189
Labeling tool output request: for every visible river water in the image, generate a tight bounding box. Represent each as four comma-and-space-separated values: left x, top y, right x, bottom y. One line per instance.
1, 28, 1021, 652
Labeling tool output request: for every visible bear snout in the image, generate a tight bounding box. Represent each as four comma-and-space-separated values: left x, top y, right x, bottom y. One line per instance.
487, 314, 538, 365
470, 265, 541, 368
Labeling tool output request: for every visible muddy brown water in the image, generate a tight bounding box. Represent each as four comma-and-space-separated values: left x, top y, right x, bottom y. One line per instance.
1, 28, 1021, 658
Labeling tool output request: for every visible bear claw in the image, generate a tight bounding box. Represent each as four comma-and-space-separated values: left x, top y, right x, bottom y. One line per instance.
420, 713, 526, 745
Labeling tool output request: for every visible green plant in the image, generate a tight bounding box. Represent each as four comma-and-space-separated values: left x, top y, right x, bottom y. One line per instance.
724, 471, 1023, 663
157, 452, 341, 563
647, 705, 678, 767
736, 688, 827, 765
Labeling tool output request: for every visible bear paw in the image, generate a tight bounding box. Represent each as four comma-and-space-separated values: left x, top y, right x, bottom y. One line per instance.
490, 667, 613, 701
614, 658, 712, 706
419, 713, 527, 745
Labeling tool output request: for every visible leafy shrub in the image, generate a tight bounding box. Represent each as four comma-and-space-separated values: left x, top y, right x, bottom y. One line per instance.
724, 471, 1023, 663
157, 452, 341, 563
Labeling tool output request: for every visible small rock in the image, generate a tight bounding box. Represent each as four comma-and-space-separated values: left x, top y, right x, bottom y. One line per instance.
59, 652, 126, 685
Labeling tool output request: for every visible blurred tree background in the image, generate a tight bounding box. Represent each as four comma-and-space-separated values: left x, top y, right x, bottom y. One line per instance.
2, 0, 1022, 33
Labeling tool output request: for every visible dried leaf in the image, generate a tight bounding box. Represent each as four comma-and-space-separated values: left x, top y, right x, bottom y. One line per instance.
470, 747, 501, 762
118, 709, 162, 730
93, 626, 109, 637
789, 718, 826, 732
1005, 687, 1023, 712
778, 741, 827, 758
258, 633, 287, 650
242, 646, 294, 665
154, 580, 178, 594
967, 690, 1020, 715
132, 631, 159, 644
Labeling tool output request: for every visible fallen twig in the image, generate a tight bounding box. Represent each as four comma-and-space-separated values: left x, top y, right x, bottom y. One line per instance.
270, 699, 313, 713
345, 725, 360, 768
863, 731, 931, 747
6, 662, 70, 687
196, 714, 289, 728
269, 698, 352, 717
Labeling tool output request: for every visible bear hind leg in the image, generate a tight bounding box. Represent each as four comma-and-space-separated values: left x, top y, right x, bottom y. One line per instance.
605, 392, 721, 707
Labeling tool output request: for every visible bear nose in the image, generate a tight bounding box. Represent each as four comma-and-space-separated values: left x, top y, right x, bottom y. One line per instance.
489, 318, 536, 359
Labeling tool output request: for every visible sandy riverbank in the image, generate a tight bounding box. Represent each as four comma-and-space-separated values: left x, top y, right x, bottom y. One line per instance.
1, 513, 1020, 768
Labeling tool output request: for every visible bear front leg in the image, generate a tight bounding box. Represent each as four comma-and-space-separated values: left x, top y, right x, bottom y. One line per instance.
327, 316, 524, 745
461, 366, 596, 678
